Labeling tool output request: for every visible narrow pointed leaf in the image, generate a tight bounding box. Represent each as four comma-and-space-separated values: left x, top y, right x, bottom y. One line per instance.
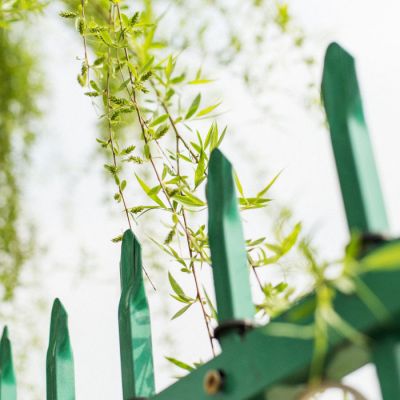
171, 304, 193, 320
196, 101, 221, 117
135, 174, 166, 208
165, 357, 194, 372
256, 170, 281, 198
185, 94, 201, 119
168, 272, 186, 298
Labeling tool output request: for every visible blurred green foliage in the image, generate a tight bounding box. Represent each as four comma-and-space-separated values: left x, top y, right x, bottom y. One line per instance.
0, 0, 44, 299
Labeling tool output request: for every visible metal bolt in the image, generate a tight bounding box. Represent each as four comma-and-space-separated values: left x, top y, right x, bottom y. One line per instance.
203, 369, 225, 395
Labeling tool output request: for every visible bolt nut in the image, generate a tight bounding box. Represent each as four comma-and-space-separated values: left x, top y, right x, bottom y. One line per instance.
204, 369, 225, 395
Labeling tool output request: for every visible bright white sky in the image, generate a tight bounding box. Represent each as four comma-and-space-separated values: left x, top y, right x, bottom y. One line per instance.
12, 0, 400, 398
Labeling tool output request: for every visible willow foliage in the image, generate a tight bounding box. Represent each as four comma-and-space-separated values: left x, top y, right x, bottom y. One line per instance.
58, 0, 308, 362
0, 0, 44, 300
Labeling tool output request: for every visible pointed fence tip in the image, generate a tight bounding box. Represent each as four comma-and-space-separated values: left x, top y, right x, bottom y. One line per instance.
52, 298, 65, 313
123, 228, 134, 241
324, 42, 354, 72
210, 147, 223, 158
207, 149, 233, 200
209, 148, 230, 169
122, 229, 141, 248
326, 41, 345, 53
50, 298, 68, 330
46, 299, 75, 400
1, 326, 9, 341
120, 229, 142, 291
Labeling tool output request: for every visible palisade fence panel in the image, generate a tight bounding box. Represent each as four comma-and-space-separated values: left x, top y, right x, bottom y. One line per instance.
1, 42, 399, 400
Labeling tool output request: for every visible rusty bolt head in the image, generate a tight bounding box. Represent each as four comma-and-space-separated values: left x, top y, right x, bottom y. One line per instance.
203, 369, 225, 395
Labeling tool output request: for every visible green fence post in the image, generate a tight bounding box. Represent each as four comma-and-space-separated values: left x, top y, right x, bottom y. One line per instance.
206, 149, 254, 348
372, 334, 400, 400
118, 229, 155, 399
0, 327, 16, 400
322, 42, 398, 399
46, 299, 75, 400
322, 42, 389, 234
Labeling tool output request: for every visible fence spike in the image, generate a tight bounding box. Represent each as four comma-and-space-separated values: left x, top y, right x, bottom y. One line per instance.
206, 149, 254, 327
321, 42, 389, 234
46, 299, 75, 400
118, 229, 155, 399
0, 327, 16, 400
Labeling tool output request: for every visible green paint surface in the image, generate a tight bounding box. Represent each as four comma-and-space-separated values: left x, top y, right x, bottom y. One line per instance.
206, 149, 254, 325
46, 299, 75, 400
0, 327, 16, 400
322, 42, 388, 233
118, 229, 155, 399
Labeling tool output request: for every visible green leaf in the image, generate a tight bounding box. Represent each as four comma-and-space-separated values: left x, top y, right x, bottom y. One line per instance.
100, 31, 114, 46
165, 56, 175, 80
234, 172, 245, 198
127, 62, 139, 79
361, 241, 400, 271
239, 197, 271, 210
173, 191, 206, 207
185, 94, 201, 119
194, 150, 206, 188
257, 171, 282, 198
165, 357, 194, 372
140, 56, 154, 74
144, 143, 150, 159
170, 73, 186, 84
171, 303, 193, 320
188, 79, 213, 85
281, 222, 301, 253
204, 123, 216, 150
204, 122, 220, 151
168, 272, 186, 298
203, 287, 217, 320
170, 294, 192, 304
216, 126, 228, 148
90, 80, 101, 92
196, 101, 221, 117
166, 246, 186, 267
135, 174, 166, 208
246, 237, 266, 247
150, 114, 169, 127
120, 13, 130, 27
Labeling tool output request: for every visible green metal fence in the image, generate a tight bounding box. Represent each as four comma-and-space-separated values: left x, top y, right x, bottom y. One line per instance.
1, 42, 399, 399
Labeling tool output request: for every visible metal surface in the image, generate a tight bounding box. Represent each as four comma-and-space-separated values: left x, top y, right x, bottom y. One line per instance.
46, 299, 75, 400
118, 229, 155, 399
203, 370, 225, 395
